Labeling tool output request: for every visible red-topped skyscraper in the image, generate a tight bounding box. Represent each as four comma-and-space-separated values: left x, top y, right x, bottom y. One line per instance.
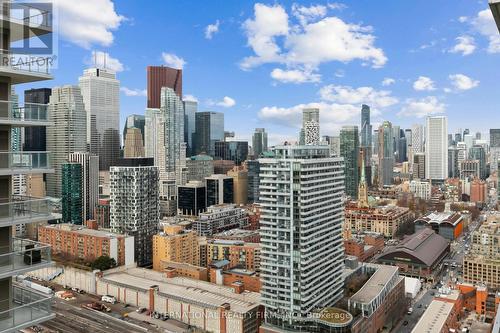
147, 66, 182, 108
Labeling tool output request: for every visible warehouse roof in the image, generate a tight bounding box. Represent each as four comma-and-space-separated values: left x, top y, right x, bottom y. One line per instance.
100, 267, 260, 314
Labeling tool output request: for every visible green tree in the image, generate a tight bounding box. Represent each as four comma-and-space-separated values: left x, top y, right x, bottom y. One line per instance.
91, 255, 117, 271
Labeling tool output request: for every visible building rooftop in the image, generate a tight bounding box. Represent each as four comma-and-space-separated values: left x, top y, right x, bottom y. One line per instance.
349, 265, 399, 305
378, 228, 449, 267
411, 299, 454, 333
100, 267, 260, 314
415, 212, 462, 227
41, 223, 127, 239
212, 228, 259, 239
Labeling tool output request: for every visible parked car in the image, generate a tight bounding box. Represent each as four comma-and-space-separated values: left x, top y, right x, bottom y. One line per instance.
101, 295, 117, 304
136, 307, 147, 313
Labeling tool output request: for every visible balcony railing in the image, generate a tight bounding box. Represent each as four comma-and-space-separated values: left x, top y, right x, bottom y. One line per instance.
0, 100, 49, 125
0, 151, 51, 173
0, 2, 52, 29
0, 284, 53, 333
0, 238, 52, 279
0, 50, 52, 75
0, 196, 52, 227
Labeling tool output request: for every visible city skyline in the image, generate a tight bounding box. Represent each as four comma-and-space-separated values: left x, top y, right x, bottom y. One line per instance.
23, 0, 500, 145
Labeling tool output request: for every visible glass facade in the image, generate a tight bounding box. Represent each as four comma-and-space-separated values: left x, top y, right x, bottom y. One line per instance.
340, 126, 359, 198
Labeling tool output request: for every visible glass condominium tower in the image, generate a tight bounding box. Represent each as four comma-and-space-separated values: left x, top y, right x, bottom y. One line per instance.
79, 67, 120, 171
259, 145, 345, 331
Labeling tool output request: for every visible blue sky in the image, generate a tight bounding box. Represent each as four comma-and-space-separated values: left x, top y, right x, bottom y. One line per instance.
22, 0, 500, 144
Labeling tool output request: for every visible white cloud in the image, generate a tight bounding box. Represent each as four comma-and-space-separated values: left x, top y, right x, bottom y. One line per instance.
183, 94, 198, 102
413, 76, 436, 91
208, 96, 236, 108
205, 20, 220, 39
469, 9, 500, 53
55, 0, 125, 49
398, 96, 446, 118
258, 101, 360, 134
240, 3, 289, 70
450, 35, 476, 55
292, 4, 327, 25
319, 84, 398, 108
381, 77, 395, 86
120, 87, 146, 97
448, 74, 479, 91
86, 50, 124, 72
327, 3, 347, 10
161, 52, 186, 69
458, 16, 468, 23
270, 67, 320, 83
240, 3, 386, 81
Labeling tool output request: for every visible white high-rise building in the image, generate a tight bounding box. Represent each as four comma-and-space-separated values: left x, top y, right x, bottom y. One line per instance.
110, 165, 159, 267
68, 152, 99, 220
46, 86, 87, 198
259, 145, 345, 331
411, 124, 424, 154
425, 116, 448, 181
79, 67, 120, 171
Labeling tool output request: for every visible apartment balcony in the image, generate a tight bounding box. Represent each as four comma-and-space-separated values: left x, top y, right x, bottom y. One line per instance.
0, 101, 51, 126
0, 151, 53, 175
0, 51, 52, 83
0, 284, 54, 333
0, 196, 53, 227
0, 238, 52, 279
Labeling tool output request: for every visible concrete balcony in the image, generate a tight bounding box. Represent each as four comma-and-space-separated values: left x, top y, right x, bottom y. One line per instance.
0, 196, 53, 227
0, 101, 51, 126
0, 284, 54, 333
0, 238, 52, 279
0, 151, 53, 175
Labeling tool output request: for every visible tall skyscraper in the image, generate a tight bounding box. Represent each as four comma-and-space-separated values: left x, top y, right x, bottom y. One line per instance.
425, 116, 448, 181
183, 100, 197, 156
340, 126, 359, 197
378, 121, 394, 186
360, 104, 372, 186
144, 107, 162, 158
300, 108, 320, 145
68, 152, 99, 220
62, 163, 83, 225
0, 7, 55, 329
252, 128, 268, 158
259, 145, 344, 331
147, 65, 182, 108
123, 114, 145, 143
193, 111, 224, 156
79, 67, 120, 171
46, 86, 87, 198
448, 146, 459, 178
110, 163, 159, 267
469, 145, 487, 179
124, 127, 145, 158
160, 87, 186, 196
24, 88, 51, 151
490, 129, 500, 174
246, 159, 260, 203
411, 124, 424, 154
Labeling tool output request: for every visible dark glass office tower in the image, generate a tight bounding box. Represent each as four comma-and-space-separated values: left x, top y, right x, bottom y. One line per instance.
193, 111, 224, 156
360, 105, 372, 186
205, 175, 233, 207
340, 125, 359, 197
24, 88, 51, 151
177, 182, 206, 216
214, 141, 249, 165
